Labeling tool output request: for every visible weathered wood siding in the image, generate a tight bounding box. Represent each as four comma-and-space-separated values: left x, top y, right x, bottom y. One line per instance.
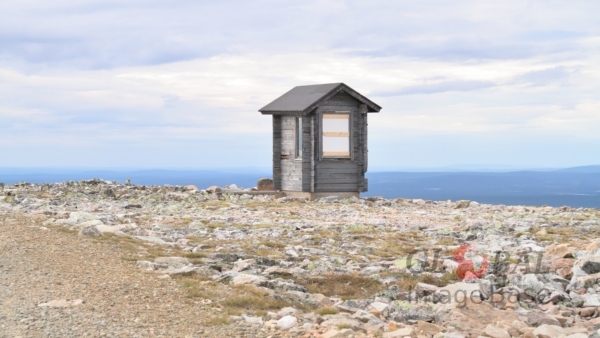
301, 114, 312, 191
272, 115, 282, 190
314, 92, 363, 192
280, 115, 303, 191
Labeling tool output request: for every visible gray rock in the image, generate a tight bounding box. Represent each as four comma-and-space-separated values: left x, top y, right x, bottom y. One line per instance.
415, 282, 438, 296
154, 256, 190, 269
455, 200, 471, 208
360, 266, 384, 275
78, 225, 102, 237
581, 257, 600, 274
231, 273, 267, 286
266, 278, 307, 293
526, 311, 561, 327
478, 279, 493, 299
136, 260, 157, 271
509, 274, 546, 298
582, 294, 600, 307
133, 236, 172, 246
383, 301, 435, 323
351, 309, 381, 324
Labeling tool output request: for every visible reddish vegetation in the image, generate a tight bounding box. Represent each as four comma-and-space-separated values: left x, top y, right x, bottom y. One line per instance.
452, 244, 488, 280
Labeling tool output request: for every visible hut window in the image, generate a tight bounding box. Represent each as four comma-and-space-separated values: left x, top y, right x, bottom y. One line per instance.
322, 113, 350, 157
296, 117, 302, 158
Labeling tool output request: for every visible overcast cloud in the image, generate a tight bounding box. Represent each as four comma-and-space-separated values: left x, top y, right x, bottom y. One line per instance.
0, 1, 599, 169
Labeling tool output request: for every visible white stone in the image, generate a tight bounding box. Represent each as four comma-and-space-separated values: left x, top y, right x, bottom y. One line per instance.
582, 294, 600, 307
382, 327, 414, 337
231, 273, 267, 286
276, 315, 298, 330
285, 248, 299, 258
438, 282, 481, 302
366, 301, 389, 312
242, 315, 263, 325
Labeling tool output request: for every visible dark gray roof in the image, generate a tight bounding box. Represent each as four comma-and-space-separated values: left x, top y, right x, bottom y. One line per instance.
259, 83, 381, 114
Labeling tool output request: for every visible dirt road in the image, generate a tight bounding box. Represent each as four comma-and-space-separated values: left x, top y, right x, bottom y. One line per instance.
0, 213, 268, 338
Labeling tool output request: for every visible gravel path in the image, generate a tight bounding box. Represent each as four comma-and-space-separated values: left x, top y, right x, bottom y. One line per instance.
0, 213, 272, 338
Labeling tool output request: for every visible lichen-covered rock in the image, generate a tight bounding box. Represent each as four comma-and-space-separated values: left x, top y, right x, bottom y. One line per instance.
78, 225, 102, 237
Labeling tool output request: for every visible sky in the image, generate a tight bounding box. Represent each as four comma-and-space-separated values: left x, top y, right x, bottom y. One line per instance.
1, 1, 599, 170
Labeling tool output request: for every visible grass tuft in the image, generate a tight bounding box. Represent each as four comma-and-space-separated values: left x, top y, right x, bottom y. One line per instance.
316, 306, 338, 316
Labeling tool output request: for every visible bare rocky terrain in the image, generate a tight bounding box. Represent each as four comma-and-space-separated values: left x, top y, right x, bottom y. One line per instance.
1, 179, 600, 337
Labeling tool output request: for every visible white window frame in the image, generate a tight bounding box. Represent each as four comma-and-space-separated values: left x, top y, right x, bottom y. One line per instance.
320, 111, 352, 160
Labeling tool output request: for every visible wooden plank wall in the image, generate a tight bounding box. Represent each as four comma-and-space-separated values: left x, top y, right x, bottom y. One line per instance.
358, 104, 368, 192
301, 115, 312, 191
314, 92, 363, 192
272, 115, 282, 190
280, 115, 303, 191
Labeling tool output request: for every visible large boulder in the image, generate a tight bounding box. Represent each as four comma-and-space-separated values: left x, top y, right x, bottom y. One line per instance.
257, 178, 274, 191
78, 225, 102, 237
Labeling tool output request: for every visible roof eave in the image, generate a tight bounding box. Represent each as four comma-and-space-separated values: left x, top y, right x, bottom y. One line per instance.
259, 110, 305, 115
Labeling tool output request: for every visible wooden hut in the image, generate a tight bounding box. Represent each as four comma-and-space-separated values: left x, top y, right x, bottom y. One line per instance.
259, 83, 381, 199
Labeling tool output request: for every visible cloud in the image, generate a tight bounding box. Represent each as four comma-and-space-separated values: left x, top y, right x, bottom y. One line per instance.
512, 66, 572, 86
0, 1, 599, 168
373, 80, 497, 96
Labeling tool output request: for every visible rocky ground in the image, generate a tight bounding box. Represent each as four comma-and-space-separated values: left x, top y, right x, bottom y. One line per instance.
1, 180, 600, 338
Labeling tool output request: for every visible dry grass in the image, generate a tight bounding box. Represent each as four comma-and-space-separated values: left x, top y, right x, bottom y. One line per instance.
532, 225, 591, 243
206, 314, 230, 326
294, 273, 384, 300
394, 272, 460, 291
316, 306, 338, 316
370, 231, 426, 259
259, 240, 285, 249
177, 275, 303, 319
436, 237, 455, 246
222, 285, 296, 314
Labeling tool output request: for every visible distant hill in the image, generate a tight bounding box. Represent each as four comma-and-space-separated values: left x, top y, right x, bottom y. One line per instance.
364, 170, 600, 208
557, 165, 600, 173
